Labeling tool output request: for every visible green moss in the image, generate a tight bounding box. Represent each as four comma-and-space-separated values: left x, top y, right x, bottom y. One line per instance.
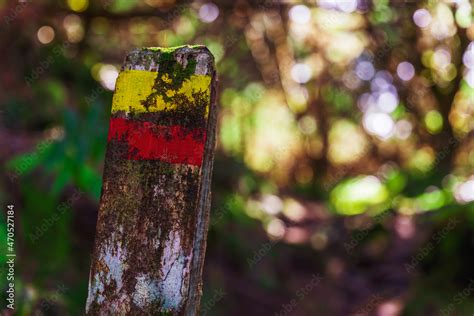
156, 50, 197, 90
143, 45, 205, 53
141, 47, 200, 109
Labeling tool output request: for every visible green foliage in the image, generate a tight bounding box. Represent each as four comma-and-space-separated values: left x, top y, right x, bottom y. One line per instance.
330, 176, 390, 215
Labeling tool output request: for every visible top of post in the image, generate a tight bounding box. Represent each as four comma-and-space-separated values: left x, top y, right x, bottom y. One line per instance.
122, 45, 215, 75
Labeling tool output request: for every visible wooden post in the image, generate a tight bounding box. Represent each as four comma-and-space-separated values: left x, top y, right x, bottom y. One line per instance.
86, 46, 217, 315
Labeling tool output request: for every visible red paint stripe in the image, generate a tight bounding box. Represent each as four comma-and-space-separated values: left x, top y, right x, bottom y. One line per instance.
108, 117, 206, 166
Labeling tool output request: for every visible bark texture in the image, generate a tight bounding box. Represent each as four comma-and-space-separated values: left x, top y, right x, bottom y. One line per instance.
86, 46, 217, 315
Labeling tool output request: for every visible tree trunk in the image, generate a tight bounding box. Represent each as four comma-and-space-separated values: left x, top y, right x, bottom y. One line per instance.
86, 45, 217, 315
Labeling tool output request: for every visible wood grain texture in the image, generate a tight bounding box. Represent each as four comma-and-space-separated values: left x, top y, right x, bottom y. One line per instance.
86, 45, 217, 316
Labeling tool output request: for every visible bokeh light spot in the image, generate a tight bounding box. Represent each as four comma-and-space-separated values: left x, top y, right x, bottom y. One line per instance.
289, 5, 311, 24
355, 61, 375, 81
63, 14, 84, 43
260, 195, 283, 215
376, 91, 399, 113
424, 110, 443, 134
291, 63, 312, 84
98, 64, 119, 91
413, 8, 431, 28
455, 179, 474, 203
465, 69, 474, 88
328, 119, 369, 165
395, 120, 412, 140
432, 48, 451, 69
298, 115, 317, 135
363, 112, 395, 139
265, 218, 286, 239
330, 175, 389, 216
455, 3, 472, 28
37, 26, 55, 44
337, 0, 358, 13
371, 71, 393, 92
67, 0, 88, 12
463, 43, 474, 69
397, 61, 415, 81
198, 3, 219, 23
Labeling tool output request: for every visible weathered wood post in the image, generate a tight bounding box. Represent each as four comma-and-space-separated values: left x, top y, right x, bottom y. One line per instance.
86, 45, 217, 315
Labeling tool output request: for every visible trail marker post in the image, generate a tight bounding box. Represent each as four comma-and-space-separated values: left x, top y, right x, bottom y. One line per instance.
86, 46, 217, 315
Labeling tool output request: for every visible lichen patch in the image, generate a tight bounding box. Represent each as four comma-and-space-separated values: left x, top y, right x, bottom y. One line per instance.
194, 53, 212, 75
158, 230, 192, 310
86, 231, 128, 311
132, 273, 161, 309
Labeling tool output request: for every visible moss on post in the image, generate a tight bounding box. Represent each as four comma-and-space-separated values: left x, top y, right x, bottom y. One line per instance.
86, 46, 217, 315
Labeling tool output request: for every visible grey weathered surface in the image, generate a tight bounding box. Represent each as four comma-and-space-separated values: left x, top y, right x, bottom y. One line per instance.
86, 45, 217, 315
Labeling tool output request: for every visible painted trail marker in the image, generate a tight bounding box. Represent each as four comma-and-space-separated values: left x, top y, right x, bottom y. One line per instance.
86, 46, 217, 315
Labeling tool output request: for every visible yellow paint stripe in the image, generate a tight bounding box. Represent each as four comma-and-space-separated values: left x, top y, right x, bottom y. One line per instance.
111, 70, 211, 115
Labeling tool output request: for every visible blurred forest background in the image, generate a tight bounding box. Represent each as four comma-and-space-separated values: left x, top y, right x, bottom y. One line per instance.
0, 0, 473, 315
